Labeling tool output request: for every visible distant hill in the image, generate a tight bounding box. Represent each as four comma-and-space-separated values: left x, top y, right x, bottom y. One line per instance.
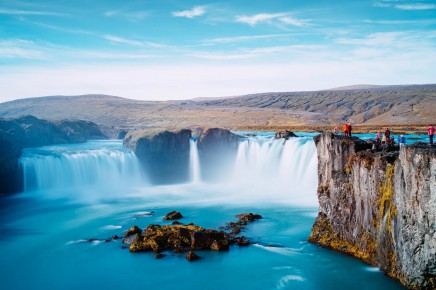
0, 84, 435, 130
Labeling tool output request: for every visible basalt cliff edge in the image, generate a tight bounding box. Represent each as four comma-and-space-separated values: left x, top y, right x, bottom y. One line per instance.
309, 133, 435, 289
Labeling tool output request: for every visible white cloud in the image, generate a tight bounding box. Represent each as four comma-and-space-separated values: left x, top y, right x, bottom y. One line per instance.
0, 8, 64, 16
104, 10, 150, 20
204, 33, 295, 44
235, 13, 309, 27
373, 2, 436, 10
172, 6, 205, 18
395, 4, 436, 10
0, 39, 45, 59
103, 35, 144, 46
235, 13, 286, 26
278, 17, 309, 27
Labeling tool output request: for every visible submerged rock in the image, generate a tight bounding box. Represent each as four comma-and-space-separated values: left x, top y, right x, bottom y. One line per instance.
163, 211, 183, 220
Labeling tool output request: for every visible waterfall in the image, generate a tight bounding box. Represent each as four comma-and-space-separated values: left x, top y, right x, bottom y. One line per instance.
20, 140, 144, 198
229, 136, 318, 205
18, 135, 318, 205
189, 139, 201, 184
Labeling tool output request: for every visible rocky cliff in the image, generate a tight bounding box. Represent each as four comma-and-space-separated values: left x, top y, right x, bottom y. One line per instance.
0, 116, 107, 194
309, 133, 435, 289
124, 129, 192, 184
123, 128, 240, 184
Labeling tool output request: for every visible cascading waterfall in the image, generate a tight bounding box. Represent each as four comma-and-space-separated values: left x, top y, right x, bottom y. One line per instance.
189, 139, 201, 184
18, 135, 317, 205
20, 140, 144, 198
229, 136, 318, 205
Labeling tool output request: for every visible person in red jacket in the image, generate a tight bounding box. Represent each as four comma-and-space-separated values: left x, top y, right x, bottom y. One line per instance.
343, 123, 349, 136
429, 125, 435, 145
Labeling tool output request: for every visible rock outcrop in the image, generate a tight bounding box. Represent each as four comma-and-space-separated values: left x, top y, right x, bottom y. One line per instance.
275, 130, 297, 139
0, 116, 107, 194
309, 133, 435, 289
197, 128, 240, 181
124, 129, 192, 184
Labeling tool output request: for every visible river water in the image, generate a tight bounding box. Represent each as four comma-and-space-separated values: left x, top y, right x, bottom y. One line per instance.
0, 134, 407, 289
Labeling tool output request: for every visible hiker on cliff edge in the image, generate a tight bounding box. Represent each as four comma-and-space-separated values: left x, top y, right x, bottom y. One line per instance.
348, 123, 352, 137
385, 127, 391, 140
429, 125, 434, 145
343, 123, 349, 136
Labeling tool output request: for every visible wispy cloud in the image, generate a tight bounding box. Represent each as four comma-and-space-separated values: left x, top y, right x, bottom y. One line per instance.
373, 1, 436, 10
0, 39, 45, 59
104, 10, 150, 20
395, 4, 436, 10
172, 6, 206, 18
18, 17, 94, 35
0, 8, 65, 16
204, 33, 295, 45
235, 13, 286, 26
364, 19, 436, 25
189, 45, 321, 60
235, 13, 309, 27
103, 35, 144, 46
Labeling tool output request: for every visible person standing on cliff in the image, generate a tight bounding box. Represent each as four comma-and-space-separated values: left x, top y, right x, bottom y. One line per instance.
333, 126, 339, 134
343, 123, 349, 136
348, 123, 352, 137
385, 127, 391, 140
429, 125, 435, 145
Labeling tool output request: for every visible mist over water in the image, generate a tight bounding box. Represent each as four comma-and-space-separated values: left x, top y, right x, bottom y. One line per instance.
1, 134, 404, 290
19, 136, 317, 206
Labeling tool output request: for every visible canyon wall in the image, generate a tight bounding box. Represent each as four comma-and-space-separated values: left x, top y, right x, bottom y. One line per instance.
309, 133, 435, 289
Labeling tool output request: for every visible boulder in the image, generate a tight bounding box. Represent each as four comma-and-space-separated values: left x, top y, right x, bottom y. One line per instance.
185, 251, 200, 261
163, 211, 183, 220
124, 225, 142, 237
274, 130, 297, 139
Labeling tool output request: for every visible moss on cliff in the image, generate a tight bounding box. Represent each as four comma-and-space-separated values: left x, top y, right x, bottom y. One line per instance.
309, 215, 377, 265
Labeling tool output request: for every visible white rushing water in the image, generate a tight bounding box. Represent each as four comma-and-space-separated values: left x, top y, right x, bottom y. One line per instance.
20, 140, 144, 199
189, 139, 201, 184
19, 135, 318, 205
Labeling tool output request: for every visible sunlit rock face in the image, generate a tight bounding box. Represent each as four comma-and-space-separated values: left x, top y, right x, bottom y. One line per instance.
0, 116, 106, 194
124, 129, 192, 184
309, 132, 436, 289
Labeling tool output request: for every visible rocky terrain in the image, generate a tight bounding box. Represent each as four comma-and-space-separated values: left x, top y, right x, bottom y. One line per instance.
309, 133, 435, 289
0, 84, 434, 132
0, 116, 106, 194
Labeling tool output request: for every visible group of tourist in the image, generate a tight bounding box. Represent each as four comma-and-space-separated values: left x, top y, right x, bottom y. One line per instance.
374, 127, 395, 145
331, 124, 435, 145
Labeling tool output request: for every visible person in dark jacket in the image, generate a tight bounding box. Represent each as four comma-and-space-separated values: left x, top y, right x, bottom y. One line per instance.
385, 127, 391, 140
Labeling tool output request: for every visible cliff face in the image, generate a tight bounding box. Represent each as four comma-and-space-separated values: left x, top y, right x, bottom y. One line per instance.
0, 116, 107, 194
124, 129, 192, 184
309, 133, 436, 289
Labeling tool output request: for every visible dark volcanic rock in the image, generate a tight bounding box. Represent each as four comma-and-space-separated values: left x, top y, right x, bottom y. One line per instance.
124, 129, 192, 184
197, 128, 240, 182
275, 130, 297, 139
125, 213, 262, 260
163, 211, 183, 220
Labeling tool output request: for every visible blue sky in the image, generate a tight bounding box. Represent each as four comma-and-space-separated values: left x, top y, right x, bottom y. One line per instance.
0, 0, 435, 101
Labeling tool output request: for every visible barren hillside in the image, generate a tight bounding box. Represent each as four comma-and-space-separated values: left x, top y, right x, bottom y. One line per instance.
0, 84, 434, 131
